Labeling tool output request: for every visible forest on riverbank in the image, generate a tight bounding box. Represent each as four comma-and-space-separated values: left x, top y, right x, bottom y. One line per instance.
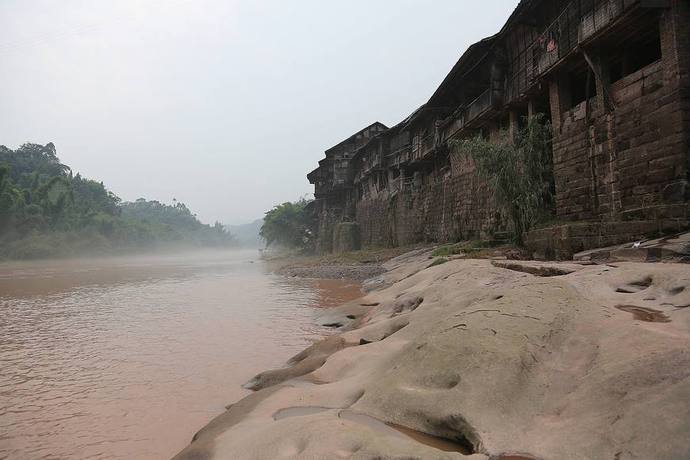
0, 143, 236, 259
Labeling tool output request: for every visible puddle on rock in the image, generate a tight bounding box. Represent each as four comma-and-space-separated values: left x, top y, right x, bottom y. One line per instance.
494, 454, 539, 460
338, 410, 470, 453
273, 406, 332, 421
615, 276, 653, 293
615, 305, 671, 323
495, 455, 538, 460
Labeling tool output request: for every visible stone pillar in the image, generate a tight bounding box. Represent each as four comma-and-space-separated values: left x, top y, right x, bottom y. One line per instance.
591, 52, 610, 112
548, 79, 566, 133
659, 2, 689, 84
659, 3, 690, 209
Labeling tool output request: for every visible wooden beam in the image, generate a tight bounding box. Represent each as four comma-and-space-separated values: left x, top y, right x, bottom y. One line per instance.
581, 48, 617, 111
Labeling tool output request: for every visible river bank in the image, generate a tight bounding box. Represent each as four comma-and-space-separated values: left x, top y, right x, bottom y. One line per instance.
175, 246, 690, 460
263, 246, 426, 282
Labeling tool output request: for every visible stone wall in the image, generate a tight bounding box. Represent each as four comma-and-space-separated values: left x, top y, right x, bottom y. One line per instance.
550, 7, 689, 227
355, 158, 504, 247
671, 0, 690, 204
332, 222, 360, 253
314, 201, 341, 253
525, 219, 689, 260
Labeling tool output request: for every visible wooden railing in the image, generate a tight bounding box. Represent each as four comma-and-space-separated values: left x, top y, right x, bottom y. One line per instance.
391, 146, 411, 165
410, 132, 436, 161
439, 88, 493, 141
579, 0, 638, 42
466, 89, 492, 123
360, 152, 383, 175
440, 109, 466, 143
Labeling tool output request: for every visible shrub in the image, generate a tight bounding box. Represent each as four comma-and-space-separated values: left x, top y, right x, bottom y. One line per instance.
427, 257, 449, 268
451, 115, 554, 245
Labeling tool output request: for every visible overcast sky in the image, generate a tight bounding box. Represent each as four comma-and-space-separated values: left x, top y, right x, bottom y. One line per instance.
0, 0, 516, 225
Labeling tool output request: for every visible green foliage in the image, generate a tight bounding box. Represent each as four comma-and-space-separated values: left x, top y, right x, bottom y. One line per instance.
71, 174, 120, 216
452, 115, 554, 244
0, 142, 236, 259
0, 143, 69, 187
121, 199, 201, 231
432, 239, 502, 257
260, 199, 314, 250
432, 245, 462, 257
119, 199, 234, 247
427, 257, 449, 268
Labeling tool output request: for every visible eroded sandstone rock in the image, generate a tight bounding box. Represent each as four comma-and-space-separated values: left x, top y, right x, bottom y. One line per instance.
175, 252, 690, 460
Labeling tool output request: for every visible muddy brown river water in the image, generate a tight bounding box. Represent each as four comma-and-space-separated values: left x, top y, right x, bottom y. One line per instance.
0, 250, 362, 459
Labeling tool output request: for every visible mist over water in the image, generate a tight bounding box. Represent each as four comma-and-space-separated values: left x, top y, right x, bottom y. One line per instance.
0, 250, 362, 459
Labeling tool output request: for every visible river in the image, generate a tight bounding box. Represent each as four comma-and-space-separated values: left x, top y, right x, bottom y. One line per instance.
0, 250, 362, 459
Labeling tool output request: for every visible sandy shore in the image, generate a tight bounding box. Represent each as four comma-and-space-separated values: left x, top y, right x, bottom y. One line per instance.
174, 248, 690, 460
275, 263, 386, 282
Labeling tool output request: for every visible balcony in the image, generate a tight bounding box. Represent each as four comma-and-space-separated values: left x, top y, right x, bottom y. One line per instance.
385, 131, 411, 167
411, 132, 435, 162
506, 0, 644, 103
440, 109, 466, 143
579, 0, 642, 42
466, 89, 493, 123
537, 0, 642, 75
440, 87, 498, 140
388, 145, 411, 166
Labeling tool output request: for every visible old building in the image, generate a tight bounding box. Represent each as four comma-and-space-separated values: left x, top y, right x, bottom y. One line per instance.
308, 0, 690, 257
307, 122, 388, 253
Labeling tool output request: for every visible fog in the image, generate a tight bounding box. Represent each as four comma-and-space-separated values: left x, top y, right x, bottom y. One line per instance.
0, 0, 515, 225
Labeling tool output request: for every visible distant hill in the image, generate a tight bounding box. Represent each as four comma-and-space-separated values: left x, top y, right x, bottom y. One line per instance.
227, 218, 264, 248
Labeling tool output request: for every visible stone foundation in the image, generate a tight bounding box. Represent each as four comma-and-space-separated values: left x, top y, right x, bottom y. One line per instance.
525, 215, 690, 260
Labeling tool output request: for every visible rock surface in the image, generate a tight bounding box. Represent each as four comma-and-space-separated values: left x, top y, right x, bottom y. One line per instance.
574, 231, 690, 264
174, 251, 690, 460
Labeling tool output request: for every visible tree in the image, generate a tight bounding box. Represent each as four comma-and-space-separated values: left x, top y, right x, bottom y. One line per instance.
1, 143, 70, 187
0, 165, 22, 231
260, 199, 314, 250
0, 142, 237, 259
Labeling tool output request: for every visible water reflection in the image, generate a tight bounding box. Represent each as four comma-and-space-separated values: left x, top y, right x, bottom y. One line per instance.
0, 250, 361, 459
